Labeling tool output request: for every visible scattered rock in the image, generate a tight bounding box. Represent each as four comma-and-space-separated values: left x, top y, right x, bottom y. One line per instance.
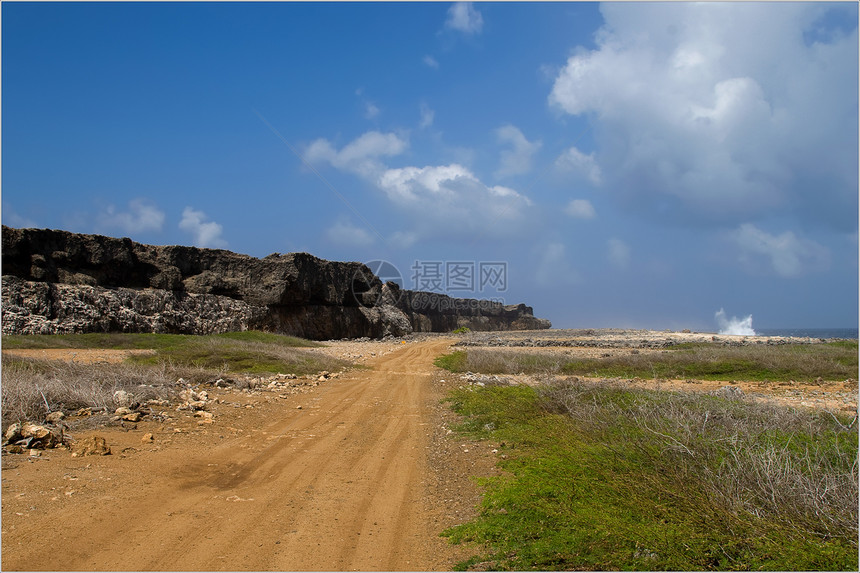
18, 423, 61, 449
712, 385, 745, 399
113, 390, 135, 408
114, 407, 133, 416
4, 422, 23, 444
141, 433, 154, 444
122, 412, 142, 422
71, 436, 111, 456
45, 411, 65, 424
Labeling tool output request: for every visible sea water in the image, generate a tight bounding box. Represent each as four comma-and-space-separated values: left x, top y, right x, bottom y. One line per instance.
756, 328, 858, 340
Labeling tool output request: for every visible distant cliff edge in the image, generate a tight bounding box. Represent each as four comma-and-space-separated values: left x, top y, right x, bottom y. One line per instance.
1, 226, 551, 339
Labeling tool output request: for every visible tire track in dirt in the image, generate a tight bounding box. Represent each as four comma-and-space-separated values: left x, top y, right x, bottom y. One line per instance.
1, 339, 465, 571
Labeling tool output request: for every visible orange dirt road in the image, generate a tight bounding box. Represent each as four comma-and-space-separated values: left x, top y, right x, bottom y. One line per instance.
1, 339, 478, 571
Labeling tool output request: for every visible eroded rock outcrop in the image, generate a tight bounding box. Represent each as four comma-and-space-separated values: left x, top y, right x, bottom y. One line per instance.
1, 226, 550, 339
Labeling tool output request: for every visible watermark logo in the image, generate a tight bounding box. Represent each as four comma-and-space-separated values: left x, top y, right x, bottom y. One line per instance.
353, 259, 508, 308
352, 260, 403, 307
412, 260, 508, 293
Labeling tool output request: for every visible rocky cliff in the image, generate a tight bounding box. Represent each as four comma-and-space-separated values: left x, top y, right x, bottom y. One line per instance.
1, 226, 550, 339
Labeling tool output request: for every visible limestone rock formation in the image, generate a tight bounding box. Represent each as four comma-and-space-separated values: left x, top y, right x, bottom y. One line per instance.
1, 226, 550, 339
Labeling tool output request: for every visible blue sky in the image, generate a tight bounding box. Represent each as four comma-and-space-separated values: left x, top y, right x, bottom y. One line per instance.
3, 2, 858, 331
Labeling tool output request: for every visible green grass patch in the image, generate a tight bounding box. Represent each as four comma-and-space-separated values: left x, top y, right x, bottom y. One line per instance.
436, 341, 858, 382
435, 350, 469, 372
442, 380, 858, 571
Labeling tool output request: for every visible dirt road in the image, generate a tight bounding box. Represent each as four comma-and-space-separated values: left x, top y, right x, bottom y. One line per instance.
2, 339, 485, 571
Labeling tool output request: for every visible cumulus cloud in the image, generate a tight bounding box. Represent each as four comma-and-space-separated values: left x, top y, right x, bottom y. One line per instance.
445, 2, 483, 35
549, 3, 858, 228
730, 223, 830, 278
325, 219, 375, 247
555, 147, 602, 185
305, 131, 408, 178
377, 163, 532, 237
607, 238, 631, 269
378, 162, 532, 242
97, 199, 165, 234
307, 129, 534, 242
565, 199, 596, 220
179, 207, 227, 248
495, 125, 542, 178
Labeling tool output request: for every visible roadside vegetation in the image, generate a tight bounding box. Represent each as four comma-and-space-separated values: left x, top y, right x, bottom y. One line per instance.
441, 379, 858, 571
436, 340, 858, 382
1, 331, 346, 429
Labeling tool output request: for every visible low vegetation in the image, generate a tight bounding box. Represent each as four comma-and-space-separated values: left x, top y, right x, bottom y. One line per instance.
442, 379, 858, 571
2, 330, 320, 350
436, 340, 859, 382
1, 331, 346, 429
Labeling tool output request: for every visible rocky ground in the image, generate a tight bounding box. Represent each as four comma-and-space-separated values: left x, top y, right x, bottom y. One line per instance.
453, 329, 858, 413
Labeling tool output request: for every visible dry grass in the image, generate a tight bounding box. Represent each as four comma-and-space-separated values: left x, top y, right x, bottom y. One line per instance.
441, 341, 859, 382
0, 357, 199, 428
1, 331, 350, 431
538, 377, 859, 540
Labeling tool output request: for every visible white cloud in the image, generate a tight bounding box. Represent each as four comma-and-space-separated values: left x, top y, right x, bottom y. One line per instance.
419, 102, 435, 129
565, 199, 596, 220
179, 207, 227, 248
377, 163, 533, 239
555, 147, 602, 185
97, 199, 165, 234
379, 164, 529, 209
305, 131, 408, 178
548, 3, 858, 228
423, 55, 439, 69
535, 242, 581, 287
364, 101, 380, 120
325, 219, 375, 247
607, 238, 631, 269
494, 125, 542, 178
730, 223, 830, 278
445, 2, 483, 35
307, 129, 534, 242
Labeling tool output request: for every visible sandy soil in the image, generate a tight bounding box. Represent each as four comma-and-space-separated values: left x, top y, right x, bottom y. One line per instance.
1, 339, 496, 571
2, 348, 157, 364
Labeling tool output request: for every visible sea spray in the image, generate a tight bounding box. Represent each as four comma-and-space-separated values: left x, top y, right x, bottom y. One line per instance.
715, 308, 755, 335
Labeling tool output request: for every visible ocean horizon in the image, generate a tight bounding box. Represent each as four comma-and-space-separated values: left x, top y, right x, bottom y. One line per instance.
755, 327, 858, 340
